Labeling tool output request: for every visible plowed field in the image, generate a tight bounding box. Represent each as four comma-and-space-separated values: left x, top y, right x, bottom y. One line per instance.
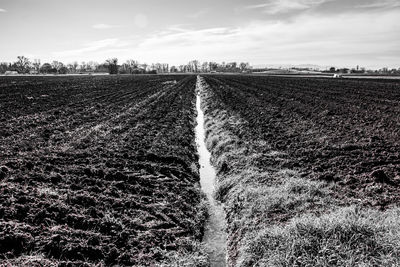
200, 75, 400, 266
0, 75, 205, 266
2, 74, 400, 266
204, 75, 400, 207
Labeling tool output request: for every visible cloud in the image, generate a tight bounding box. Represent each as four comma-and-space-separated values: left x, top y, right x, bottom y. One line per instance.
140, 27, 236, 46
131, 10, 400, 68
165, 25, 192, 33
53, 38, 129, 57
92, 24, 120, 29
186, 9, 209, 19
246, 0, 329, 14
134, 14, 148, 28
246, 0, 400, 17
0, 8, 6, 12
48, 5, 399, 69
356, 0, 400, 9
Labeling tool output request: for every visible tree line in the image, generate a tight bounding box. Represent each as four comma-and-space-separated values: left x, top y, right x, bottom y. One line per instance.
0, 56, 252, 75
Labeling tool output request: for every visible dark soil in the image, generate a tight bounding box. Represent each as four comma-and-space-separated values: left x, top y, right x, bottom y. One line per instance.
0, 75, 203, 265
203, 75, 400, 209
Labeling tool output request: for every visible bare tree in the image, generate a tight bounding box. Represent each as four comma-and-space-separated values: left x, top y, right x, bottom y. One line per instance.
67, 64, 74, 73
106, 58, 118, 74
154, 63, 163, 73
163, 63, 169, 73
209, 62, 218, 71
126, 59, 138, 73
193, 60, 199, 72
239, 62, 250, 72
87, 61, 98, 72
0, 62, 9, 74
120, 62, 129, 74
187, 60, 199, 72
73, 61, 78, 73
79, 61, 86, 72
52, 61, 64, 72
201, 62, 209, 72
15, 56, 31, 73
226, 62, 237, 69
120, 59, 138, 74
32, 59, 41, 73
141, 63, 148, 71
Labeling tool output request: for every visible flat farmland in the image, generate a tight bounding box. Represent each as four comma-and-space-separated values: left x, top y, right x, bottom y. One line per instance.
0, 75, 206, 266
205, 75, 400, 206
200, 75, 400, 266
2, 74, 400, 266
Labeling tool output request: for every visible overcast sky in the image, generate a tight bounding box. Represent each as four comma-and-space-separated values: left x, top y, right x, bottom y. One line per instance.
0, 0, 399, 68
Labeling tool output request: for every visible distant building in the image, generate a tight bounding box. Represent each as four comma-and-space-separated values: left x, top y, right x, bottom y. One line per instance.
132, 67, 146, 74
337, 68, 350, 74
5, 71, 18, 75
29, 70, 39, 74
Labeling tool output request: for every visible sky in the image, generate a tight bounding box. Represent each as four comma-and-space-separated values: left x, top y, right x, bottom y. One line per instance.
0, 0, 399, 69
